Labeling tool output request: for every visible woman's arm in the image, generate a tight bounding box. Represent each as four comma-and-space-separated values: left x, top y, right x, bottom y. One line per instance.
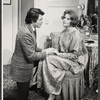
57, 52, 78, 60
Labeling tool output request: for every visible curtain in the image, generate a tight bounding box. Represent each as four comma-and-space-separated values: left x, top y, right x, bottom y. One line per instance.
87, 0, 95, 15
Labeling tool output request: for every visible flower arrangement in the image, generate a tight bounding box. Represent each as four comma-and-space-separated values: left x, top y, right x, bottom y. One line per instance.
77, 14, 98, 35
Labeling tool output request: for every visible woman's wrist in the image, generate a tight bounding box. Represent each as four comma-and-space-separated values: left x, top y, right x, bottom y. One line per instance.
42, 50, 47, 55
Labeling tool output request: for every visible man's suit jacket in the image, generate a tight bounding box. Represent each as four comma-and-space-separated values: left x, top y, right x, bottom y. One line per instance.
10, 24, 46, 82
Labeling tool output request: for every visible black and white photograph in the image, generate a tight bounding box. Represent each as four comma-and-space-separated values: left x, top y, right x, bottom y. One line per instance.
3, 0, 98, 100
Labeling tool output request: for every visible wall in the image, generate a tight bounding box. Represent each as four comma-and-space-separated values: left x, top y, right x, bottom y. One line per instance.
3, 1, 18, 65
20, 0, 34, 26
3, 4, 13, 65
3, 0, 34, 65
35, 0, 88, 49
79, 0, 88, 15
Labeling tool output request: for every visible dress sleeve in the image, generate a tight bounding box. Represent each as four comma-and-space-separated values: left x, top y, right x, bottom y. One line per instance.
69, 30, 82, 55
69, 30, 88, 66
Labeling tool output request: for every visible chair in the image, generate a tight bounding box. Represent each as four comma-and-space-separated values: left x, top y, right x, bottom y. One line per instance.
45, 32, 86, 100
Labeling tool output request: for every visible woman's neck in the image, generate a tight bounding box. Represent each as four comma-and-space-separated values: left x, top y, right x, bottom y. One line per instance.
65, 26, 76, 32
65, 26, 72, 31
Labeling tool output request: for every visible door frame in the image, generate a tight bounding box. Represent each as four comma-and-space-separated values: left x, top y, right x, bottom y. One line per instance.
35, 0, 88, 15
12, 0, 19, 52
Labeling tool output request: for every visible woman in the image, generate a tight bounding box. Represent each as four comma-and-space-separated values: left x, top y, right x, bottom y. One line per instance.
10, 8, 56, 100
37, 10, 88, 100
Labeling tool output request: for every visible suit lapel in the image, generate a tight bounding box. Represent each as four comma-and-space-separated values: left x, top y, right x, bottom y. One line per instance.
26, 24, 37, 47
27, 24, 34, 33
26, 24, 36, 37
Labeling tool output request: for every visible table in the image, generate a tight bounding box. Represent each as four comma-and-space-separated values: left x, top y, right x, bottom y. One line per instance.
85, 39, 98, 87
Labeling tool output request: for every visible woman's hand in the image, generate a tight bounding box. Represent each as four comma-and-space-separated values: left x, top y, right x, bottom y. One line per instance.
67, 54, 78, 60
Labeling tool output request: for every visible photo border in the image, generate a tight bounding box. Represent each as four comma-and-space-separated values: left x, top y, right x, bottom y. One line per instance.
98, 0, 100, 99
1, 0, 99, 100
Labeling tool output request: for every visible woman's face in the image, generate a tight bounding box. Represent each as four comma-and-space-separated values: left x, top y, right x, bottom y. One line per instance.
62, 14, 71, 27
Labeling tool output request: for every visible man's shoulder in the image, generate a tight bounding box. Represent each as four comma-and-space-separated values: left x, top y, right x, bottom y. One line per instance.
18, 24, 31, 36
19, 24, 28, 32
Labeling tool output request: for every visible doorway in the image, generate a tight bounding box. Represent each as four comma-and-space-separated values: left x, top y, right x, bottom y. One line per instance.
34, 0, 79, 48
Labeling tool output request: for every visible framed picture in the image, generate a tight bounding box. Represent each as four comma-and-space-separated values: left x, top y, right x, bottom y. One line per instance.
3, 0, 11, 5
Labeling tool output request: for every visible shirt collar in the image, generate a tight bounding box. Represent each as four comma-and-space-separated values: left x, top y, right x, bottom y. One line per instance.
30, 24, 35, 32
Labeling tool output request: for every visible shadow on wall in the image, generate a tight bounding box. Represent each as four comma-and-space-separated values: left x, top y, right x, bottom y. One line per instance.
3, 49, 13, 65
39, 35, 49, 49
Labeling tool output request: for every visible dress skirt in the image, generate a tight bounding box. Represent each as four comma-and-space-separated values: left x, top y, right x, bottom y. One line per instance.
55, 71, 84, 100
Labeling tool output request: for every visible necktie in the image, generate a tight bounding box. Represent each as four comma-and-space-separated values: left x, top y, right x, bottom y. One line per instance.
34, 29, 37, 39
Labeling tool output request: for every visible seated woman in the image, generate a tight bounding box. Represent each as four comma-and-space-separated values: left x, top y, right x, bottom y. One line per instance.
37, 10, 88, 100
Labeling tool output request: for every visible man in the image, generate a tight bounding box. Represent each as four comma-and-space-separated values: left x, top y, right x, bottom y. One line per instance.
10, 8, 55, 100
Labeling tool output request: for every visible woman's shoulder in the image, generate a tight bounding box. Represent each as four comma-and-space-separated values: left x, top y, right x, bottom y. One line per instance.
70, 27, 79, 35
72, 27, 80, 32
71, 27, 82, 39
60, 29, 66, 34
60, 29, 66, 37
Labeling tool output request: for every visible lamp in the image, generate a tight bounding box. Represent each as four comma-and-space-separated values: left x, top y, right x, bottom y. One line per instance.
77, 4, 85, 11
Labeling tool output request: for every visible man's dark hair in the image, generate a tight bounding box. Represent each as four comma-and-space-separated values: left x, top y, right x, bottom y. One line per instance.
25, 8, 45, 24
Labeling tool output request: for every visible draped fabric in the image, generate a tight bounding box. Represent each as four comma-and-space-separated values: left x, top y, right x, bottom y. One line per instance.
37, 28, 88, 95
55, 72, 84, 100
87, 0, 95, 16
86, 46, 98, 87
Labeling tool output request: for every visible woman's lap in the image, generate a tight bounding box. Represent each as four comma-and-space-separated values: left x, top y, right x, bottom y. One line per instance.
47, 55, 80, 74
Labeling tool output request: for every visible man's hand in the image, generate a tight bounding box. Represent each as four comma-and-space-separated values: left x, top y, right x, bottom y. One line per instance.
42, 48, 59, 55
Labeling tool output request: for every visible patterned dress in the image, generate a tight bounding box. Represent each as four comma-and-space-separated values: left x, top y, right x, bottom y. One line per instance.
37, 27, 88, 95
